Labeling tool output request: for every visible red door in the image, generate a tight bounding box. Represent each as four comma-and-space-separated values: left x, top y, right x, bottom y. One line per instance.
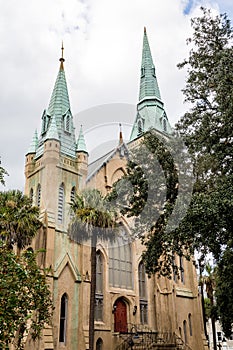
114, 299, 127, 333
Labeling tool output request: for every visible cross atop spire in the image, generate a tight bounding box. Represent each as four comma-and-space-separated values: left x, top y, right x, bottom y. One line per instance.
119, 123, 123, 144
59, 41, 65, 70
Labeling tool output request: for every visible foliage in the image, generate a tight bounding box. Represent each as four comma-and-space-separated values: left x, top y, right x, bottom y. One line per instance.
204, 298, 211, 320
109, 130, 194, 277
69, 188, 117, 237
176, 7, 233, 336
0, 190, 42, 252
0, 245, 52, 349
215, 247, 233, 338
0, 158, 8, 186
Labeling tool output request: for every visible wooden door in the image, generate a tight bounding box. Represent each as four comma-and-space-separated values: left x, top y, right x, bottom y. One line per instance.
114, 299, 127, 333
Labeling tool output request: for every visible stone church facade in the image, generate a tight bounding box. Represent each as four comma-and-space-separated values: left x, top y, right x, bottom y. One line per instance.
24, 30, 208, 350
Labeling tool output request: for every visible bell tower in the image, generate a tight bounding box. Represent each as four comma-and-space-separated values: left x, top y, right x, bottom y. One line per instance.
24, 45, 83, 350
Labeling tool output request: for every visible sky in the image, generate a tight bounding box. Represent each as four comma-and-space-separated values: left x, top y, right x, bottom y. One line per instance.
0, 0, 232, 191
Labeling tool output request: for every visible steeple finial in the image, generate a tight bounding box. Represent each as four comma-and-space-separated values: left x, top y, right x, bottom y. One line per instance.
119, 123, 123, 144
59, 41, 65, 70
144, 26, 147, 33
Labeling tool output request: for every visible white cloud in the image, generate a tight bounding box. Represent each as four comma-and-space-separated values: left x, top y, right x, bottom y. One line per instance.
0, 0, 232, 190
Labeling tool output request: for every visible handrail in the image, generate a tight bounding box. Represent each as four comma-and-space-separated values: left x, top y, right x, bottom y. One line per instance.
114, 327, 193, 350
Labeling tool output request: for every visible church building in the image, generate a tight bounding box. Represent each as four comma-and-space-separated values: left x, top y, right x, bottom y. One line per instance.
24, 28, 208, 350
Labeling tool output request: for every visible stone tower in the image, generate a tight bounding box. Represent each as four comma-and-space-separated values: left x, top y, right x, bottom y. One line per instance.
24, 46, 86, 350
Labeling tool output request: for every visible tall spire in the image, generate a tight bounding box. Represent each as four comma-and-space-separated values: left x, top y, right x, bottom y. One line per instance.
35, 45, 76, 159
130, 28, 172, 141
139, 26, 161, 102
77, 125, 88, 153
47, 43, 70, 118
27, 130, 38, 154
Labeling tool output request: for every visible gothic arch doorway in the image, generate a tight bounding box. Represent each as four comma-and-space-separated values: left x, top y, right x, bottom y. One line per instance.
114, 298, 128, 333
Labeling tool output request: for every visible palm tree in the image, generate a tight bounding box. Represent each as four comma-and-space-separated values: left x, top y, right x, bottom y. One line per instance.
200, 263, 217, 350
0, 190, 41, 254
69, 189, 118, 350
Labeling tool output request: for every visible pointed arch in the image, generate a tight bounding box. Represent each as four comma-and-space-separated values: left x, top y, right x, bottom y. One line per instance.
179, 256, 185, 284
109, 227, 132, 289
95, 250, 104, 321
70, 186, 76, 220
183, 320, 187, 343
36, 184, 41, 207
138, 119, 143, 134
59, 293, 68, 343
163, 118, 167, 132
64, 113, 71, 133
114, 298, 128, 333
70, 186, 76, 203
188, 313, 192, 336
96, 338, 103, 350
58, 183, 65, 223
29, 188, 34, 203
138, 261, 148, 324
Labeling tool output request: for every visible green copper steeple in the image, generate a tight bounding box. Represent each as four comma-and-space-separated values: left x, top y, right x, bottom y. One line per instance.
47, 44, 70, 119
35, 44, 76, 159
76, 125, 88, 153
27, 130, 38, 154
139, 27, 161, 102
46, 115, 59, 141
130, 28, 172, 141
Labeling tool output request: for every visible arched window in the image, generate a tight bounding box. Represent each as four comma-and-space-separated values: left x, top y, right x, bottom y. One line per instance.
139, 262, 146, 298
172, 256, 178, 283
42, 112, 46, 134
59, 293, 68, 343
179, 256, 185, 284
96, 338, 103, 350
95, 251, 104, 321
58, 183, 65, 223
29, 188, 34, 203
138, 261, 148, 324
64, 115, 70, 133
109, 229, 132, 289
183, 320, 187, 343
96, 251, 103, 294
138, 119, 143, 134
163, 118, 167, 132
36, 184, 41, 207
70, 186, 76, 203
188, 313, 192, 336
70, 186, 76, 220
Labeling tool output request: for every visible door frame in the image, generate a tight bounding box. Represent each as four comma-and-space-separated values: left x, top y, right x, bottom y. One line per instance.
113, 297, 128, 333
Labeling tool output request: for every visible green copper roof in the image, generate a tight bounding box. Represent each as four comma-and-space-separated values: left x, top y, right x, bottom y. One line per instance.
77, 125, 88, 153
47, 60, 71, 117
27, 130, 38, 154
46, 116, 59, 140
139, 27, 161, 102
130, 28, 172, 141
35, 50, 77, 159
